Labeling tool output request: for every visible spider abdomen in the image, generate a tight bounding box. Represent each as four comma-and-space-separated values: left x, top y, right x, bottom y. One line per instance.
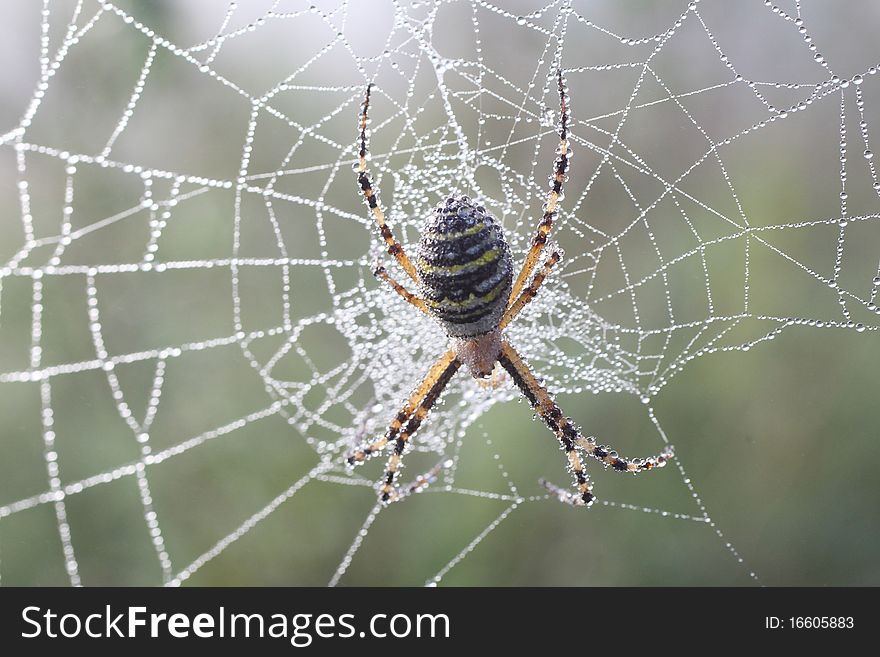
416, 196, 512, 337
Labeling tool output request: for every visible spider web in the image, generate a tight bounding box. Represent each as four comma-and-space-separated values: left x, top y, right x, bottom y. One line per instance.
1, 0, 879, 586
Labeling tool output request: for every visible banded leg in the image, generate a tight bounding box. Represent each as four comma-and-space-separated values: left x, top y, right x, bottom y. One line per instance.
508, 69, 571, 305
380, 357, 461, 504
397, 458, 452, 500
498, 340, 674, 506
498, 246, 561, 330
357, 84, 420, 284
575, 434, 673, 473
539, 478, 591, 507
346, 350, 457, 466
497, 340, 594, 506
373, 263, 429, 315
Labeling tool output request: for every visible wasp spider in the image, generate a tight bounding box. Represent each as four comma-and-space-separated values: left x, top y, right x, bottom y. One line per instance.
348, 71, 673, 507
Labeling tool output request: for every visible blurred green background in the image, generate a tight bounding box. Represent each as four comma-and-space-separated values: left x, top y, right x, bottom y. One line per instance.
1, 0, 879, 586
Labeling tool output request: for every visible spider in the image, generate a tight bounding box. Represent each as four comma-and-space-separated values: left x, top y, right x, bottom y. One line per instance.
347, 70, 673, 507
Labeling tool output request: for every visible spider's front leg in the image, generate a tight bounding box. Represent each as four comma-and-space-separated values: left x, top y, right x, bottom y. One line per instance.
497, 340, 674, 507
357, 84, 420, 284
508, 69, 571, 305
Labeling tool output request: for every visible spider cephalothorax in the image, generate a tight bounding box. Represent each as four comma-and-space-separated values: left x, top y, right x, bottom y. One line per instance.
348, 71, 674, 506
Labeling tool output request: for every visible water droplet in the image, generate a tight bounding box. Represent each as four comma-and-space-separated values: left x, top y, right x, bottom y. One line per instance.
864, 149, 874, 160
516, 16, 526, 26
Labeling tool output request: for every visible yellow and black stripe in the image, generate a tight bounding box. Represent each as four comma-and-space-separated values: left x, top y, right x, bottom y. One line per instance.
416, 196, 512, 337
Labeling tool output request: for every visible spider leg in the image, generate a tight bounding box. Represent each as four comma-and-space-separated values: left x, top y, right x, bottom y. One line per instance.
498, 245, 561, 330
347, 350, 457, 466
508, 69, 570, 305
357, 84, 420, 284
539, 478, 590, 507
396, 458, 452, 500
498, 340, 674, 507
373, 263, 429, 315
379, 357, 461, 504
498, 340, 593, 506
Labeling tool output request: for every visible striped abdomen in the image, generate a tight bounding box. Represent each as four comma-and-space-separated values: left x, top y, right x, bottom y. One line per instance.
416, 196, 513, 338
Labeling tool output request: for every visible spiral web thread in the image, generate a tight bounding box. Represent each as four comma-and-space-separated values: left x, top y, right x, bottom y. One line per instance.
1, 0, 878, 586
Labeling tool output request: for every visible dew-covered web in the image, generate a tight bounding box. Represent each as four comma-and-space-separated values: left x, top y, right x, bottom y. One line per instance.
1, 0, 879, 587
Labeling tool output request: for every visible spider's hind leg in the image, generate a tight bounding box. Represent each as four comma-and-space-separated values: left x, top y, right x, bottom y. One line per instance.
396, 458, 453, 500
498, 340, 595, 507
346, 350, 458, 467
498, 340, 674, 508
540, 478, 592, 507
576, 435, 674, 473
379, 357, 461, 504
357, 84, 420, 284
